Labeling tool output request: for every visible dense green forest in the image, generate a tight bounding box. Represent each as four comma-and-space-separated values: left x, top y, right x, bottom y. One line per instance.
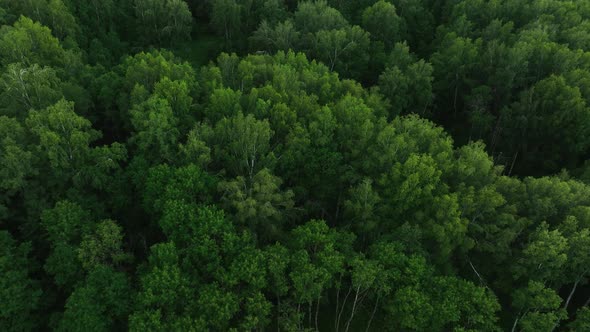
3, 0, 590, 331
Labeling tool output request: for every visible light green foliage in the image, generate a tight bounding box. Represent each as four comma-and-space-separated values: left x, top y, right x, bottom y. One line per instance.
367, 241, 500, 331
391, 276, 500, 331
289, 220, 349, 304
0, 16, 69, 67
77, 220, 132, 271
434, 276, 501, 331
560, 216, 590, 282
122, 50, 196, 94
27, 99, 99, 170
153, 77, 194, 123
26, 99, 126, 191
379, 153, 467, 262
452, 143, 519, 261
369, 114, 455, 175
514, 223, 568, 282
452, 141, 498, 188
0, 116, 34, 199
512, 281, 566, 332
211, 112, 274, 177
0, 63, 63, 117
179, 123, 213, 168
331, 94, 376, 170
129, 97, 180, 163
380, 153, 442, 216
204, 87, 242, 123
517, 176, 590, 226
129, 242, 198, 331
143, 164, 216, 215
219, 168, 294, 240
134, 205, 271, 330
212, 52, 240, 89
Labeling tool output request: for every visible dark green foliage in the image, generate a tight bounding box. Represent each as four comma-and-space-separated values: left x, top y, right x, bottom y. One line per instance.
0, 231, 41, 332
133, 0, 193, 46
4, 1, 590, 331
58, 266, 131, 332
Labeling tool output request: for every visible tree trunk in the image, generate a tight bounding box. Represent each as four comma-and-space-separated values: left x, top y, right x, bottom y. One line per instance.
277, 296, 281, 332
468, 259, 485, 285
308, 301, 312, 328
511, 312, 521, 332
552, 275, 585, 332
365, 294, 380, 332
297, 303, 301, 331
315, 296, 321, 331
564, 278, 581, 311
335, 276, 342, 330
336, 286, 353, 331
331, 48, 337, 71
453, 73, 459, 114
334, 191, 343, 225
508, 151, 518, 176
344, 286, 362, 332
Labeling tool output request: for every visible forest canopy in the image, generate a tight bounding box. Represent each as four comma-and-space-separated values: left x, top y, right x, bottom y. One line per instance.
3, 0, 590, 331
